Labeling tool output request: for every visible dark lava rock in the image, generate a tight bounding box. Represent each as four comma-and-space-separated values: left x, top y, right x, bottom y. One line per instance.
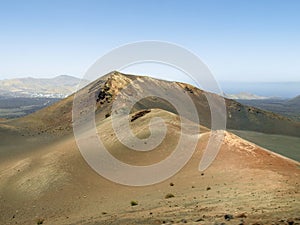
131, 109, 151, 122
181, 219, 187, 223
97, 90, 107, 101
224, 214, 234, 221
287, 219, 295, 225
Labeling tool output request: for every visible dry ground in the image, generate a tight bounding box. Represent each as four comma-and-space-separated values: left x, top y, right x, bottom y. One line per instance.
0, 109, 299, 225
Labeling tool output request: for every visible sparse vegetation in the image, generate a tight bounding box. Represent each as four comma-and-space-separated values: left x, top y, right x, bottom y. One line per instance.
36, 218, 44, 225
165, 193, 175, 199
130, 200, 138, 206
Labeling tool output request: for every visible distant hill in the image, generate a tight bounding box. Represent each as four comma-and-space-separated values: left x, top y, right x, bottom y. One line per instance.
0, 75, 86, 98
238, 95, 300, 121
9, 71, 300, 138
225, 92, 271, 100
287, 95, 300, 106
221, 81, 300, 98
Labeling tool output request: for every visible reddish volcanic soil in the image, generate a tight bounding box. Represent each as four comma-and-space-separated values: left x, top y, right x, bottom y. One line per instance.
0, 109, 299, 225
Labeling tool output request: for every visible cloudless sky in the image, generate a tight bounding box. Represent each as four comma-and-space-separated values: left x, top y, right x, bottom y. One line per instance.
0, 0, 300, 82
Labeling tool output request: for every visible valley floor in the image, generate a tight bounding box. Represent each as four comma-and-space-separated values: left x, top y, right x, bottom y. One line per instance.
231, 130, 300, 162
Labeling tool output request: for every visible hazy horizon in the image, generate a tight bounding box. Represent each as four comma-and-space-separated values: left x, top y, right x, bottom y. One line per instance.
1, 73, 300, 83
1, 72, 299, 98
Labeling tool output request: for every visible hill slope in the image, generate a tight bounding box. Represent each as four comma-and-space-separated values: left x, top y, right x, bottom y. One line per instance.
238, 95, 300, 122
0, 109, 299, 224
0, 72, 299, 224
5, 71, 300, 138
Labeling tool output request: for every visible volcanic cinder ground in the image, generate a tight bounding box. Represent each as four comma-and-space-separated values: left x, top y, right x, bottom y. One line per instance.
0, 73, 299, 225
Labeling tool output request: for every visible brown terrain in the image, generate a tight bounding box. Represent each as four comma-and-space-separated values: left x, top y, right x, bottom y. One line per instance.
0, 72, 299, 225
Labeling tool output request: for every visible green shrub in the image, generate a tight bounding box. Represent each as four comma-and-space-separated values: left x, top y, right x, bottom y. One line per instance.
165, 193, 175, 199
130, 200, 138, 206
36, 218, 44, 225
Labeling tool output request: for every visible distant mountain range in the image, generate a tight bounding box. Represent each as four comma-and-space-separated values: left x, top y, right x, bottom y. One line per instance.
224, 92, 272, 100
0, 75, 86, 98
220, 81, 300, 98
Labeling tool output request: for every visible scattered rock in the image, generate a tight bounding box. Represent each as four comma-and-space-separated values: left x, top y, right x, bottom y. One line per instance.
181, 218, 187, 223
206, 187, 211, 191
236, 213, 247, 218
169, 182, 174, 186
97, 90, 108, 101
287, 219, 295, 225
184, 86, 194, 94
224, 214, 234, 221
131, 109, 151, 122
96, 85, 112, 104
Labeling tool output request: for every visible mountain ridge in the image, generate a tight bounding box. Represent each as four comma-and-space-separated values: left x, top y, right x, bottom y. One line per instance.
4, 71, 299, 138
0, 75, 86, 98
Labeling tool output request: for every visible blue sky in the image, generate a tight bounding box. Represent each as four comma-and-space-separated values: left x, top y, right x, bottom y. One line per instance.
0, 0, 300, 82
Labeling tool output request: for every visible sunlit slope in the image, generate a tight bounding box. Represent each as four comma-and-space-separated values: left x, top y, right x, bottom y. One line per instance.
0, 108, 299, 224
5, 71, 299, 138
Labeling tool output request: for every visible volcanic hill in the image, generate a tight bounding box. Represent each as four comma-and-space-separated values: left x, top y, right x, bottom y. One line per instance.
0, 71, 299, 224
